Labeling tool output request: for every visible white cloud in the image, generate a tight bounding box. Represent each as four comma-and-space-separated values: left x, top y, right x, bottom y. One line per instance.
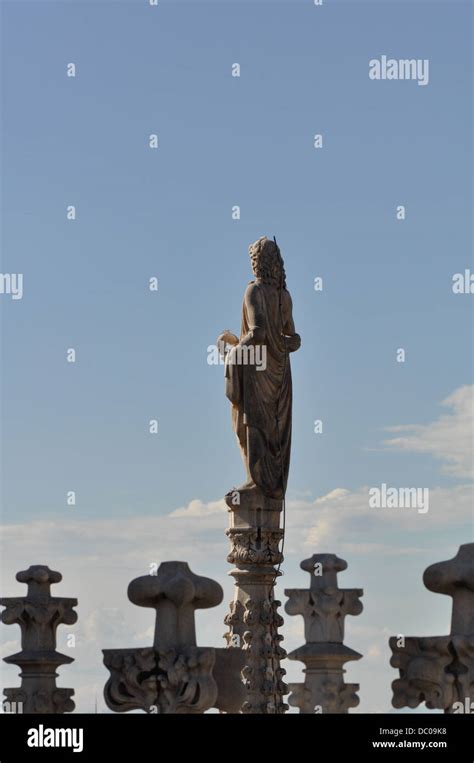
0, 639, 19, 660
286, 483, 472, 557
170, 498, 226, 517
367, 644, 382, 660
0, 509, 226, 571
383, 385, 473, 478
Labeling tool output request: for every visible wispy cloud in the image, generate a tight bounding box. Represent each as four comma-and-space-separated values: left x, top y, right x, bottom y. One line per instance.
169, 498, 226, 517
383, 385, 473, 478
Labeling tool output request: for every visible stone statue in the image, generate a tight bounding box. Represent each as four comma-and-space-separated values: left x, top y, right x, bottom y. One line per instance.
218, 236, 301, 501
219, 237, 300, 713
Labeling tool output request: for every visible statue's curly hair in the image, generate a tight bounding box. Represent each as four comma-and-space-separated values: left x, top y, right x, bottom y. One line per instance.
248, 236, 287, 289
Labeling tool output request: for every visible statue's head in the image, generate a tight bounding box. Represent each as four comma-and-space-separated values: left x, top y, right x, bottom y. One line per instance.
248, 236, 286, 289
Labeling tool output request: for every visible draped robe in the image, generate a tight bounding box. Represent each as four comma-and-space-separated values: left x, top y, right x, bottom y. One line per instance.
225, 280, 297, 499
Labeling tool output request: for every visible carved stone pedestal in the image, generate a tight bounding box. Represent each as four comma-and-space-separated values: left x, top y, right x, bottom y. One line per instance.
285, 554, 363, 714
1, 565, 77, 714
224, 489, 288, 714
390, 544, 474, 713
103, 561, 245, 714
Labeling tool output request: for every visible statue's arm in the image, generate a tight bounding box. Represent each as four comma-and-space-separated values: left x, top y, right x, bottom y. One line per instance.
240, 284, 266, 346
283, 291, 301, 352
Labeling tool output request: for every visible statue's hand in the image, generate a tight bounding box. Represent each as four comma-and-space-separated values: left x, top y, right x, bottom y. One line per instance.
285, 333, 301, 352
217, 330, 239, 347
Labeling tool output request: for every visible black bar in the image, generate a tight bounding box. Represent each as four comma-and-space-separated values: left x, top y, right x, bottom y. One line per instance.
0, 713, 472, 761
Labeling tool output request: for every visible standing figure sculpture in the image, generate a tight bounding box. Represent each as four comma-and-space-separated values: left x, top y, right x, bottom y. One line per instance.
218, 236, 301, 713
218, 236, 301, 502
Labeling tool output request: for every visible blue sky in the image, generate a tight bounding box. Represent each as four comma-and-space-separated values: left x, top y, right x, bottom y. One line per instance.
1, 0, 472, 713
